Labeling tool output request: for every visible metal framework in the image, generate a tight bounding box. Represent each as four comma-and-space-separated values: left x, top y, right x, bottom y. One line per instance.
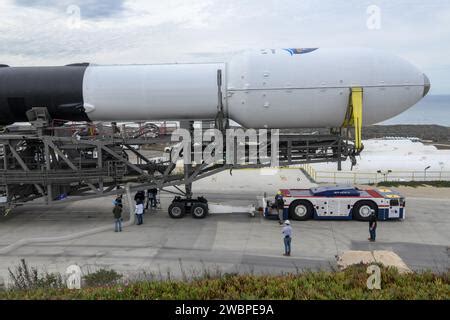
0, 105, 358, 213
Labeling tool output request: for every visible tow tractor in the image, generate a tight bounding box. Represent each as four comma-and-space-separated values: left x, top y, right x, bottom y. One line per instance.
265, 185, 405, 221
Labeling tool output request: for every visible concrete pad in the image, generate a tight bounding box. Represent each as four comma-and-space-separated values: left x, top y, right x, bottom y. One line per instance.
190, 167, 316, 194
336, 250, 412, 274
209, 204, 255, 214
0, 183, 449, 286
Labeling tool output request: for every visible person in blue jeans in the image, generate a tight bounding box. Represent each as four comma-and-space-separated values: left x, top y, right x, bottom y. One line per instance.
113, 203, 122, 232
368, 211, 377, 242
275, 191, 285, 225
282, 220, 292, 256
135, 199, 144, 225
146, 188, 158, 209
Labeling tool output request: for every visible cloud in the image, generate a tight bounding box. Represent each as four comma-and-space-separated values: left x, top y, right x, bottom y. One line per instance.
14, 0, 126, 19
0, 0, 449, 94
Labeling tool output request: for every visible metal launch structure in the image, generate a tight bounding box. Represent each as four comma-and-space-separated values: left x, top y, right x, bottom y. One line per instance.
0, 47, 429, 218
0, 83, 363, 218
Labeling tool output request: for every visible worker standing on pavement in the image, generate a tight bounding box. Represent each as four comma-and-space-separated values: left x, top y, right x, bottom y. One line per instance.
282, 220, 292, 256
114, 194, 123, 208
113, 203, 123, 232
368, 211, 377, 242
135, 199, 144, 225
146, 188, 158, 210
275, 191, 285, 225
134, 190, 145, 204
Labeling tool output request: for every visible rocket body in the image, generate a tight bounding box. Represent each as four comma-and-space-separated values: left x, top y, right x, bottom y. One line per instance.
0, 48, 430, 128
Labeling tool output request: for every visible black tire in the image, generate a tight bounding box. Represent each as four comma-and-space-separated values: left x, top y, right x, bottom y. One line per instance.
191, 203, 209, 219
289, 200, 314, 221
352, 201, 378, 221
168, 202, 185, 219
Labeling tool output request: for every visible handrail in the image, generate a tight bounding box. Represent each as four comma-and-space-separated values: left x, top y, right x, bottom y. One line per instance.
312, 169, 450, 183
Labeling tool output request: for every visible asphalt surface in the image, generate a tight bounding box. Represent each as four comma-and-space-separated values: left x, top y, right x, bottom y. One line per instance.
0, 188, 449, 285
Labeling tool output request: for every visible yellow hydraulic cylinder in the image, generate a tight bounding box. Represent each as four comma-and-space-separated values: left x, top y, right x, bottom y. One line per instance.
342, 87, 363, 152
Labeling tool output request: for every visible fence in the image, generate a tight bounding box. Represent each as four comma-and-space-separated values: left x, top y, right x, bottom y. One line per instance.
299, 164, 450, 184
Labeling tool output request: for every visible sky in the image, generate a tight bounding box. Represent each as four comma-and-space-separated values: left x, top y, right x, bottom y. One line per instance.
0, 0, 449, 94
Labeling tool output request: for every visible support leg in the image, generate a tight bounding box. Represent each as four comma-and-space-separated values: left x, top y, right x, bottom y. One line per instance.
342, 87, 364, 154
180, 121, 195, 199
351, 87, 363, 152
125, 183, 135, 225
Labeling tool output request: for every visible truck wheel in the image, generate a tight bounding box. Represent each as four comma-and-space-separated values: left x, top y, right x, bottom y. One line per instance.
191, 203, 208, 219
168, 202, 185, 219
353, 201, 377, 221
289, 200, 314, 221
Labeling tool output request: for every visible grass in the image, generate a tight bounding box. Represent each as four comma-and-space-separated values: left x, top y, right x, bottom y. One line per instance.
0, 262, 448, 300
82, 269, 122, 287
372, 181, 450, 188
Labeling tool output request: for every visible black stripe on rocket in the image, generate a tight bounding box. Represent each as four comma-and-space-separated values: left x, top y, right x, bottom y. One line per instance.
0, 63, 90, 125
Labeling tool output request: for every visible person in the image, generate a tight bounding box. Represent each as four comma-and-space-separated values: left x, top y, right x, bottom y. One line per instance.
368, 211, 377, 242
114, 195, 123, 208
111, 121, 121, 134
146, 188, 158, 209
282, 220, 292, 256
135, 199, 144, 225
134, 191, 145, 204
113, 203, 123, 232
275, 191, 285, 225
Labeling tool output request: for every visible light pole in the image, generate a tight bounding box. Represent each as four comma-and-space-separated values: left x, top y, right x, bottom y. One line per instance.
377, 170, 392, 182
424, 166, 431, 181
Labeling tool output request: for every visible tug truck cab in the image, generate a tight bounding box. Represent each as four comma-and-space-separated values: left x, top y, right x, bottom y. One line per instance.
265, 186, 405, 221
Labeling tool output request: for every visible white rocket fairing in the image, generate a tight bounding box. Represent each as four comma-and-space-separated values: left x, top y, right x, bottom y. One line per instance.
0, 48, 430, 127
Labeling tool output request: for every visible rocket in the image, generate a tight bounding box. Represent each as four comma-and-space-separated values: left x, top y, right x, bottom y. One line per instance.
0, 48, 430, 127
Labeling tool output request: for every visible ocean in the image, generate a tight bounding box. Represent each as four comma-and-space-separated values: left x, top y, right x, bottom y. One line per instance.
380, 95, 450, 127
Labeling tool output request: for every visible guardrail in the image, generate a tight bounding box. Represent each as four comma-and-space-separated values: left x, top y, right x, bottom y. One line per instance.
299, 164, 450, 184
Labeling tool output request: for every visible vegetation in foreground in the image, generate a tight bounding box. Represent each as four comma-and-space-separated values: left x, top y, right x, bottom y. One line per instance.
0, 260, 448, 300
373, 181, 450, 188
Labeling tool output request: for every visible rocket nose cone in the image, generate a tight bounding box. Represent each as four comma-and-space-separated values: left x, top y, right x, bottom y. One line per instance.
423, 73, 431, 97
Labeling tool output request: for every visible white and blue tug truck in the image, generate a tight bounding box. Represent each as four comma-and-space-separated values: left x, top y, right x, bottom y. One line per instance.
265, 185, 405, 221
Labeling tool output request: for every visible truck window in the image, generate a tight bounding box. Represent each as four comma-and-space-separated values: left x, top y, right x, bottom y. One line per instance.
390, 199, 399, 206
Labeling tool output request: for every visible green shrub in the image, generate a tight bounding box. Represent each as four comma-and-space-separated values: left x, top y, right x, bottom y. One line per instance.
1, 264, 448, 300
83, 268, 122, 287
8, 259, 64, 291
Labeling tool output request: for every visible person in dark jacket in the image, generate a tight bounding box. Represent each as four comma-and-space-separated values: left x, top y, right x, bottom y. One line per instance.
114, 195, 123, 208
134, 191, 145, 203
368, 211, 377, 242
275, 191, 285, 225
146, 188, 158, 209
113, 203, 123, 232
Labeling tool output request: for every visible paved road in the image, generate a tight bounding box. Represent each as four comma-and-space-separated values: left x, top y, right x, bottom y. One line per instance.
0, 191, 448, 285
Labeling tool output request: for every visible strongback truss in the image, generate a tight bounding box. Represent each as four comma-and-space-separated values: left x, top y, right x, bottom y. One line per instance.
0, 109, 358, 211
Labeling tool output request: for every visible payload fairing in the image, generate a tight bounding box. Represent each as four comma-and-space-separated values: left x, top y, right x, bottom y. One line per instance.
0, 48, 430, 127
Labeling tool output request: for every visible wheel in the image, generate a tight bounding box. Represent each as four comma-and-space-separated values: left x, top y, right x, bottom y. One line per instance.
352, 201, 377, 221
191, 203, 208, 219
168, 202, 185, 219
289, 200, 314, 221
